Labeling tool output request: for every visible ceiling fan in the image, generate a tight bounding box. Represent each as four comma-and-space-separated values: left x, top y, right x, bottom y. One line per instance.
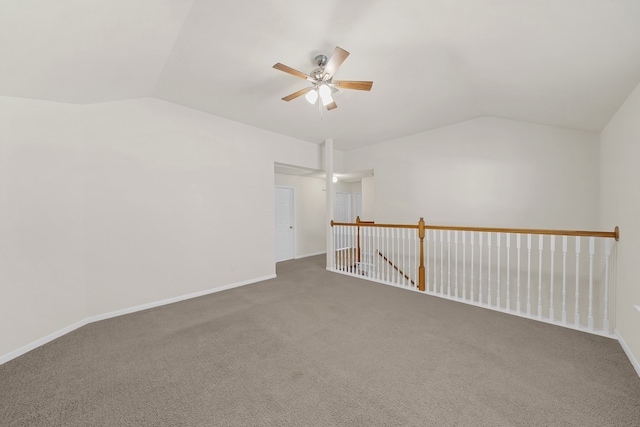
273, 46, 373, 111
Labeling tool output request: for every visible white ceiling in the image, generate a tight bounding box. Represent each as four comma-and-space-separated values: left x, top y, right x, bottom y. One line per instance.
2, 0, 640, 151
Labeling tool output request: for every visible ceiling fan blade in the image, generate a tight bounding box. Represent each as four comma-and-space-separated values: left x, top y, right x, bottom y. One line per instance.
334, 80, 373, 91
326, 101, 337, 111
273, 63, 311, 80
281, 87, 312, 102
322, 47, 349, 79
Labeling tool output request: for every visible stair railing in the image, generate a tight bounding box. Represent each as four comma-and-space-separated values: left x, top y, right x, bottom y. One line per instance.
331, 217, 619, 336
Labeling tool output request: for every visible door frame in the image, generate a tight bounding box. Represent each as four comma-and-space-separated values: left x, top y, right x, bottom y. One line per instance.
275, 185, 296, 262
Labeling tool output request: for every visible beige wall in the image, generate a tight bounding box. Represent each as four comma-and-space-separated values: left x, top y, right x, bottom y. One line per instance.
361, 176, 375, 221
599, 82, 640, 373
344, 116, 600, 230
0, 96, 323, 360
274, 174, 326, 258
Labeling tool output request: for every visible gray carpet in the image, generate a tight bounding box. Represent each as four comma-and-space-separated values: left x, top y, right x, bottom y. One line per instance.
1, 255, 639, 426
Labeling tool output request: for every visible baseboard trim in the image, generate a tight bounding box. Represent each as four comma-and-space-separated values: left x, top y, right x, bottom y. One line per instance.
0, 274, 276, 365
616, 329, 640, 378
0, 318, 91, 366
295, 251, 326, 259
88, 274, 276, 323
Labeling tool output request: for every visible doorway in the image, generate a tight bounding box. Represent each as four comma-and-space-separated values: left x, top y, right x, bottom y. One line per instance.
335, 192, 352, 223
275, 186, 295, 262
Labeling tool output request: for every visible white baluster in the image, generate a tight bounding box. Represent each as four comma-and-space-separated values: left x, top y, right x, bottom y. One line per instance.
368, 226, 373, 277
406, 228, 410, 285
353, 226, 357, 274
574, 236, 581, 326
479, 232, 484, 305
396, 228, 401, 284
538, 235, 543, 319
386, 228, 390, 282
433, 230, 438, 293
390, 228, 395, 283
516, 234, 521, 314
413, 230, 420, 290
361, 226, 366, 276
426, 229, 430, 291
396, 227, 400, 284
455, 231, 459, 299
338, 226, 344, 271
393, 228, 397, 284
402, 228, 406, 286
350, 225, 354, 273
496, 233, 501, 309
380, 227, 384, 281
549, 236, 556, 321
374, 227, 379, 281
506, 234, 511, 312
403, 228, 407, 283
440, 230, 444, 295
487, 233, 492, 307
447, 230, 451, 296
406, 228, 410, 286
415, 228, 419, 286
389, 228, 394, 283
562, 236, 568, 324
462, 232, 467, 301
470, 232, 475, 302
603, 239, 611, 333
527, 234, 532, 316
348, 226, 352, 274
333, 225, 340, 271
378, 227, 383, 282
338, 226, 343, 271
588, 237, 595, 330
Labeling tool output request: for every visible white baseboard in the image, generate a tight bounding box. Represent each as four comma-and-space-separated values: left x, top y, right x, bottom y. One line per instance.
616, 329, 640, 378
0, 274, 276, 365
0, 318, 91, 366
295, 251, 326, 259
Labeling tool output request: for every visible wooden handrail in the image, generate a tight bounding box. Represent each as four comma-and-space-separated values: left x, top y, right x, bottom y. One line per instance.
332, 220, 418, 229
331, 220, 619, 241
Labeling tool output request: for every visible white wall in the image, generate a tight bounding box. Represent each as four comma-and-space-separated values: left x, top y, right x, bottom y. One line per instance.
599, 82, 640, 373
344, 117, 600, 230
0, 98, 88, 358
274, 174, 326, 258
361, 176, 376, 221
0, 96, 323, 360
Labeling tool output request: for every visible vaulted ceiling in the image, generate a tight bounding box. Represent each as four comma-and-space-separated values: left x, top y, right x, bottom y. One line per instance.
2, 0, 640, 151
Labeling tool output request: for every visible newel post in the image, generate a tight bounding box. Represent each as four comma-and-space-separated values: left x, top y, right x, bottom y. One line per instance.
418, 217, 425, 291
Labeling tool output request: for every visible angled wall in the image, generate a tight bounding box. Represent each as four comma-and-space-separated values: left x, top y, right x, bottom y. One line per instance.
0, 97, 323, 361
600, 81, 640, 374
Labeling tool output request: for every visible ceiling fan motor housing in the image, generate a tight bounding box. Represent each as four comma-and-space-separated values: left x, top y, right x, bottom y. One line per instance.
314, 54, 328, 67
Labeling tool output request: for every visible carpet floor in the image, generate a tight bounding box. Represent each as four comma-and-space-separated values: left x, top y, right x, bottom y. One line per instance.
1, 255, 639, 426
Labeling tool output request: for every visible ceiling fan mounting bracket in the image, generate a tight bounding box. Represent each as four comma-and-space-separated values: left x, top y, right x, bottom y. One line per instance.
314, 54, 328, 67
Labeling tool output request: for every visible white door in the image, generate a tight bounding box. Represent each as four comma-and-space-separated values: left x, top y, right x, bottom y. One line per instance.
335, 192, 352, 223
355, 192, 362, 220
275, 186, 295, 262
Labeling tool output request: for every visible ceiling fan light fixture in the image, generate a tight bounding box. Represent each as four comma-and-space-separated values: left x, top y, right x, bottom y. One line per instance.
321, 93, 334, 107
319, 84, 332, 100
305, 89, 318, 104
